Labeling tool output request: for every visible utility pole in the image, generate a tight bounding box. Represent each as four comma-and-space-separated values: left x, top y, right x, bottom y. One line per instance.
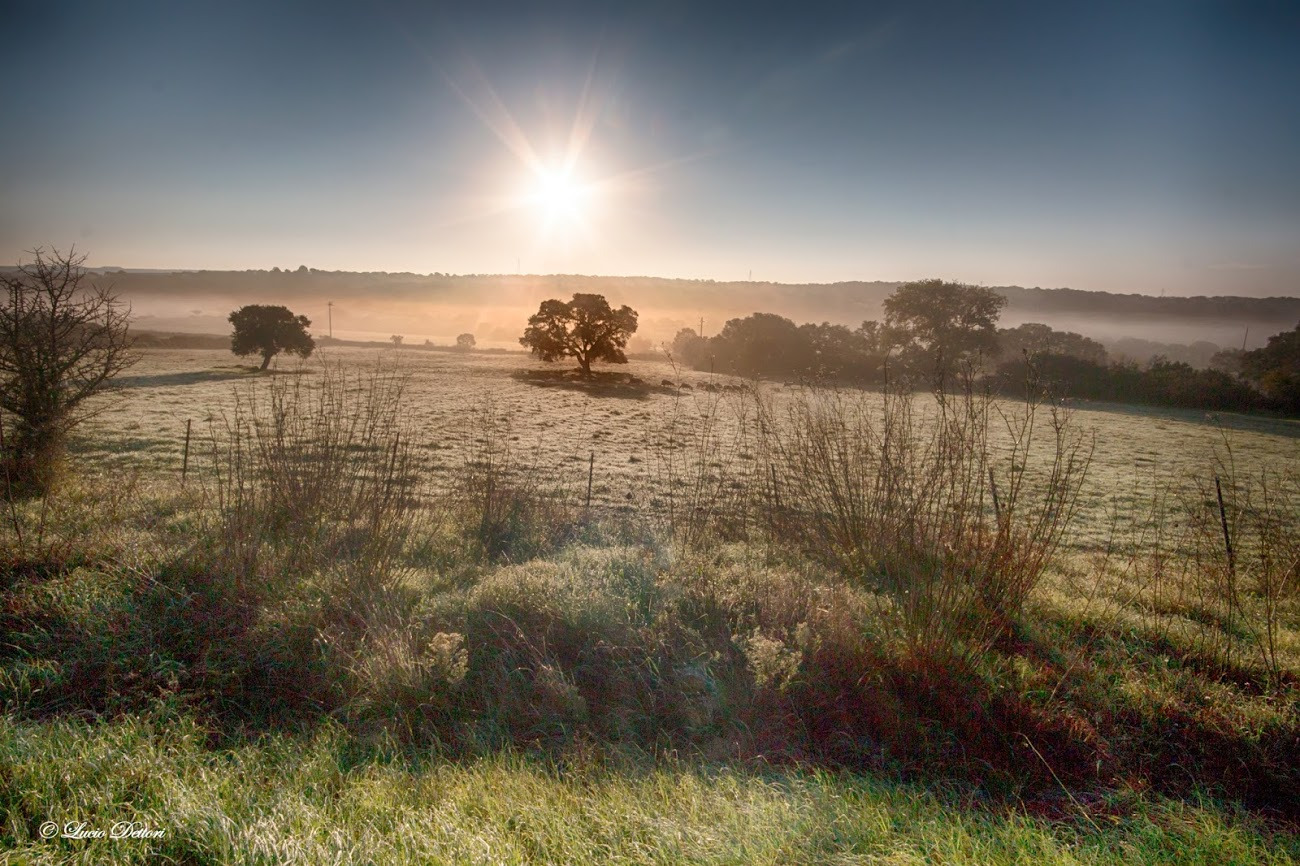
699, 316, 704, 338
327, 302, 333, 339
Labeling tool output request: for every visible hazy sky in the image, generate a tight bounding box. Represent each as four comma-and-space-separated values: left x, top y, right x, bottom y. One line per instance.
3, 0, 1298, 296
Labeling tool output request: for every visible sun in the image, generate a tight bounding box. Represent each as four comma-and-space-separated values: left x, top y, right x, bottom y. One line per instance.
442, 70, 671, 250
526, 165, 590, 225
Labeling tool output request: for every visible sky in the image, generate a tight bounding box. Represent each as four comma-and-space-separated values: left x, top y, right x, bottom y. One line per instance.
2, 0, 1298, 296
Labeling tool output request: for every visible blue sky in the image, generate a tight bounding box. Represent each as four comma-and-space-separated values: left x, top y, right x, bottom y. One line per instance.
2, 0, 1297, 295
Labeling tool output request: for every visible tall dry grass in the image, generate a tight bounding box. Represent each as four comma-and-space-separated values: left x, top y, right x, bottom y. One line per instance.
201, 361, 418, 605
651, 379, 759, 551
1160, 453, 1300, 688
756, 372, 1094, 655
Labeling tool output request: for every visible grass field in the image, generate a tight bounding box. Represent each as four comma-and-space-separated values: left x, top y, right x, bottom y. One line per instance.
5, 713, 1296, 865
77, 347, 1300, 536
4, 347, 1299, 863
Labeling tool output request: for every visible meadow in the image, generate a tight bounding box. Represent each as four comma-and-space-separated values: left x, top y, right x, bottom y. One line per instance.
3, 346, 1298, 863
76, 347, 1300, 535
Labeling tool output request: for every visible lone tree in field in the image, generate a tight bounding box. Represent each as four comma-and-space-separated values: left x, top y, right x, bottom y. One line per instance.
0, 247, 138, 497
883, 278, 1007, 376
520, 293, 638, 377
229, 304, 315, 370
456, 332, 476, 351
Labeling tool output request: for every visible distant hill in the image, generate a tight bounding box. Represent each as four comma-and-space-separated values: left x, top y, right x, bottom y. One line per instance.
998, 285, 1300, 322
52, 269, 1300, 351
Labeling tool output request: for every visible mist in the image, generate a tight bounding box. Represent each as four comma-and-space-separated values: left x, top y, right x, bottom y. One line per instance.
96, 268, 1300, 354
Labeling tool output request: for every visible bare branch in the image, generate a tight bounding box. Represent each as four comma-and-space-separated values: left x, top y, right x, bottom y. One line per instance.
0, 246, 139, 496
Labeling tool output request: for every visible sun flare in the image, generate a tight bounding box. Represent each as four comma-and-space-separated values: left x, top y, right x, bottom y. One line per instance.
526, 166, 590, 225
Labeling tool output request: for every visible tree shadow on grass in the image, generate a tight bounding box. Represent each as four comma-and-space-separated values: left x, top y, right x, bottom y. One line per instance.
512, 368, 677, 400
75, 436, 171, 455
1070, 398, 1300, 440
110, 369, 260, 389
112, 366, 315, 389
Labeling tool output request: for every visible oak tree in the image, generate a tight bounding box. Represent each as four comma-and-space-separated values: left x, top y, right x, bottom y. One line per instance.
520, 293, 638, 377
229, 304, 315, 370
883, 279, 1007, 377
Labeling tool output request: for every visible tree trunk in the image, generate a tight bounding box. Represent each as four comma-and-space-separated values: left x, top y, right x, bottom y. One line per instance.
260, 352, 272, 371
578, 355, 592, 378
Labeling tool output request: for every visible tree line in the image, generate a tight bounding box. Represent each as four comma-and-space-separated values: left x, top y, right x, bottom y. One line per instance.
669, 280, 1300, 415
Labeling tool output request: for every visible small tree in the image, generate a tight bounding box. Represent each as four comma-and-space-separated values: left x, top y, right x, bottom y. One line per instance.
669, 327, 709, 369
711, 313, 810, 377
456, 333, 476, 351
229, 304, 315, 370
520, 293, 638, 376
0, 247, 138, 497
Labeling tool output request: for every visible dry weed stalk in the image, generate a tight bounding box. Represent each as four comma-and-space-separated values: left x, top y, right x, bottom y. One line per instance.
757, 370, 1093, 655
454, 398, 578, 561
202, 360, 418, 599
651, 364, 759, 551
1172, 447, 1300, 687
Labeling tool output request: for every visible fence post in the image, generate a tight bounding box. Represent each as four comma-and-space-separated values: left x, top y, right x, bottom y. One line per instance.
1214, 476, 1235, 575
989, 467, 1001, 523
585, 451, 595, 512
1215, 475, 1237, 666
181, 419, 192, 487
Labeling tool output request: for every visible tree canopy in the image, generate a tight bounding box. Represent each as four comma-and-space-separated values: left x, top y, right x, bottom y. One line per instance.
709, 313, 810, 378
1241, 321, 1300, 410
229, 304, 315, 370
883, 279, 1007, 375
520, 293, 638, 376
997, 323, 1107, 364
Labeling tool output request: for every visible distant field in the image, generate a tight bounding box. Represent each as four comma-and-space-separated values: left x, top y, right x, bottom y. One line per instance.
79, 347, 1300, 552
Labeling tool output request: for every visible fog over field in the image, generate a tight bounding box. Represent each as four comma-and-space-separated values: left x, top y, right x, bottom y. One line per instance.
85, 268, 1300, 351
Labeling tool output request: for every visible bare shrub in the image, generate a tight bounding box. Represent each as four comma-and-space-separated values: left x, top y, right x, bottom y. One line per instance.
202, 361, 418, 605
0, 247, 138, 497
757, 372, 1093, 655
1247, 470, 1300, 687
